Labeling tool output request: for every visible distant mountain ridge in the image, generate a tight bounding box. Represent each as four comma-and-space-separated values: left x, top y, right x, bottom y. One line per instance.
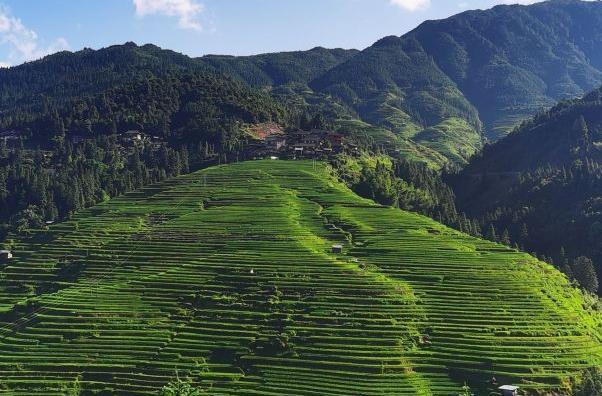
405, 0, 602, 140
197, 0, 602, 166
3, 0, 602, 168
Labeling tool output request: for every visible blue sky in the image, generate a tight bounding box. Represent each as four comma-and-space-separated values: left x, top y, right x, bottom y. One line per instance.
0, 0, 545, 66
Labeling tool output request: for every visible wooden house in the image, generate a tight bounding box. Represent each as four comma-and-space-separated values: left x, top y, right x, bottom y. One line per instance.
498, 385, 519, 396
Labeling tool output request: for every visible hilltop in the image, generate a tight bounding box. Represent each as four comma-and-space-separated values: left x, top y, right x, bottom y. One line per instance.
0, 160, 599, 394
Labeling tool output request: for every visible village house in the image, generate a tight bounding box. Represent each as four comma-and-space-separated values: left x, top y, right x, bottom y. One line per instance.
265, 134, 286, 151
122, 130, 145, 143
331, 244, 343, 254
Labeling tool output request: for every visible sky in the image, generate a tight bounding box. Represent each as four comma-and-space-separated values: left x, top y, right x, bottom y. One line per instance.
0, 0, 548, 67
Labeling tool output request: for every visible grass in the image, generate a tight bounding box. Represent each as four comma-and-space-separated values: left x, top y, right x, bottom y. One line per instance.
0, 160, 599, 395
413, 117, 482, 165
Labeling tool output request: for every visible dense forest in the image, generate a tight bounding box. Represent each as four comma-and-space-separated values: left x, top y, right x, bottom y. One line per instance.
450, 87, 602, 295
0, 46, 288, 241
0, 137, 194, 241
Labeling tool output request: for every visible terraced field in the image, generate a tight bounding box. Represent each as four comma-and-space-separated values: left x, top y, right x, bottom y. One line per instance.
0, 160, 600, 395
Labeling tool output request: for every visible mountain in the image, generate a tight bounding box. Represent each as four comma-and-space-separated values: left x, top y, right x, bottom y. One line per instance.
0, 42, 202, 113
0, 160, 599, 395
198, 0, 602, 168
0, 43, 286, 144
0, 43, 287, 243
450, 85, 602, 292
5, 0, 602, 170
201, 47, 359, 88
405, 0, 602, 140
309, 35, 483, 167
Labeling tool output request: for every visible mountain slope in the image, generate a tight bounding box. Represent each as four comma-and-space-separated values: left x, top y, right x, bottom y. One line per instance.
0, 43, 286, 145
302, 0, 602, 151
201, 47, 359, 88
5, 0, 602, 168
0, 160, 599, 395
402, 0, 602, 140
0, 42, 203, 113
450, 86, 602, 291
309, 35, 483, 167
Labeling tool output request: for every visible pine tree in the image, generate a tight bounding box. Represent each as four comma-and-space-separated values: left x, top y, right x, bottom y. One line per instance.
485, 224, 497, 242
501, 229, 511, 245
572, 256, 599, 294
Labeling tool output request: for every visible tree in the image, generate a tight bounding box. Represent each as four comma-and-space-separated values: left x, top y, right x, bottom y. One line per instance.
10, 206, 45, 234
519, 223, 529, 241
572, 256, 599, 294
572, 115, 590, 151
574, 368, 602, 396
500, 228, 511, 245
485, 224, 497, 242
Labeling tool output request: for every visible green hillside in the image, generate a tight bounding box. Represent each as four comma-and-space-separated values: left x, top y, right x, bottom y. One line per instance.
0, 160, 599, 395
450, 85, 602, 296
405, 0, 602, 140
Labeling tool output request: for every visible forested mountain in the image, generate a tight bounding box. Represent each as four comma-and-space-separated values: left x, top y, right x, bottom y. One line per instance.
450, 85, 602, 294
405, 0, 602, 140
309, 35, 484, 167
0, 42, 202, 113
0, 42, 287, 143
4, 0, 602, 170
201, 47, 358, 88
196, 0, 602, 168
0, 44, 287, 241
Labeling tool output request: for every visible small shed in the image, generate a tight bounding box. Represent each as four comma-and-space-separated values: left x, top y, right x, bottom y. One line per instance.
123, 130, 144, 142
331, 244, 343, 254
498, 385, 519, 396
0, 250, 13, 261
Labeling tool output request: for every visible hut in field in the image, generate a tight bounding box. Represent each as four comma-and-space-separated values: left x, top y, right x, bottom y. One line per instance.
0, 250, 13, 261
331, 244, 343, 254
498, 385, 519, 396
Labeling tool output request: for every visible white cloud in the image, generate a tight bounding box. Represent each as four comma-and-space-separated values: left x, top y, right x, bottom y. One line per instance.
0, 6, 69, 67
133, 0, 204, 31
389, 0, 431, 11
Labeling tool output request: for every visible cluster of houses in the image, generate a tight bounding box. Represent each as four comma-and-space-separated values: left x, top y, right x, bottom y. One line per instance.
249, 128, 357, 160
70, 130, 164, 149
2, 124, 356, 161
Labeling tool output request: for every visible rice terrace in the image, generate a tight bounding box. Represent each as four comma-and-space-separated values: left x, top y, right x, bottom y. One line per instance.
0, 160, 599, 395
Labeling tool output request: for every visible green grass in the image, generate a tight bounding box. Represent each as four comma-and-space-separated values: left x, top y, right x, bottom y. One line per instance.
335, 118, 450, 170
0, 160, 599, 395
413, 117, 482, 165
